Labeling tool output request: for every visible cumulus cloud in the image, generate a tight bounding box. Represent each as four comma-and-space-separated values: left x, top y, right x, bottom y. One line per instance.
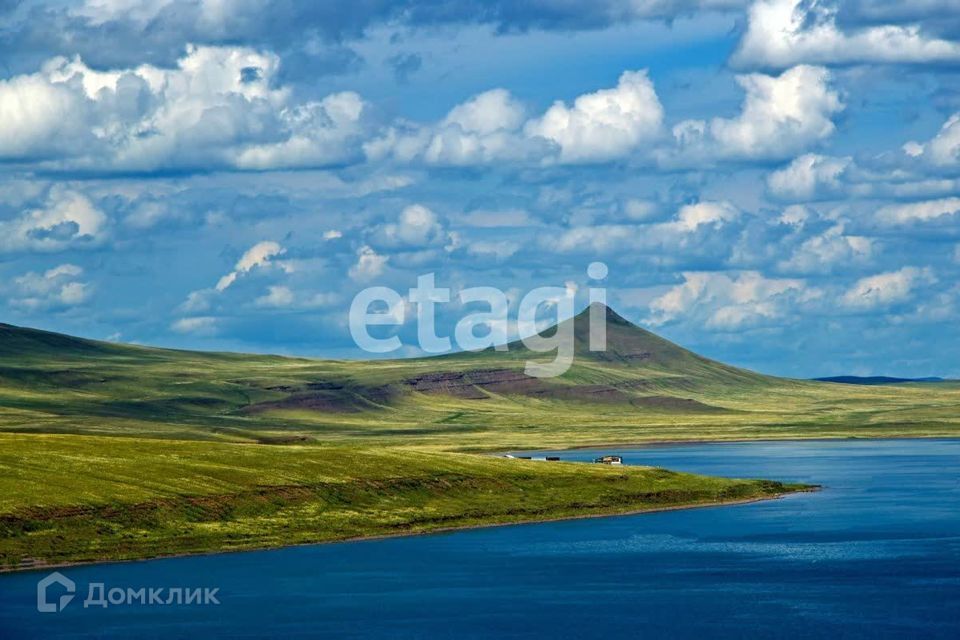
368, 70, 663, 166
175, 238, 337, 320
179, 289, 214, 314
841, 266, 935, 309
176, 239, 286, 324
216, 240, 285, 291
70, 0, 746, 37
9, 263, 92, 311
371, 204, 456, 250
4, 0, 750, 77
647, 271, 810, 330
254, 285, 338, 309
170, 316, 218, 335
778, 224, 874, 274
670, 201, 740, 232
0, 188, 107, 253
733, 0, 960, 68
0, 70, 91, 159
524, 70, 664, 163
445, 89, 527, 136
768, 142, 960, 204
0, 45, 368, 172
551, 224, 635, 253
255, 285, 294, 308
671, 65, 843, 161
903, 113, 960, 166
466, 240, 522, 261
767, 153, 853, 200
349, 245, 388, 281
365, 89, 539, 166
778, 204, 812, 227
876, 197, 960, 225
551, 200, 739, 253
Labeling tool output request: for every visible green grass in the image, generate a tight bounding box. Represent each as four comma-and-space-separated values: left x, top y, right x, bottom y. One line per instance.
1, 313, 957, 449
0, 433, 805, 569
0, 308, 954, 569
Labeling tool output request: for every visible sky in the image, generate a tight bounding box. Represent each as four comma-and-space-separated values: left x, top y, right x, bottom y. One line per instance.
2, 0, 960, 378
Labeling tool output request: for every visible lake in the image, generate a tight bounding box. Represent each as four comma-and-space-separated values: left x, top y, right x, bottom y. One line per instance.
2, 439, 959, 638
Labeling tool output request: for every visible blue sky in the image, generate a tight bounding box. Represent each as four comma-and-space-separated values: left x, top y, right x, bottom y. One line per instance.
2, 0, 960, 377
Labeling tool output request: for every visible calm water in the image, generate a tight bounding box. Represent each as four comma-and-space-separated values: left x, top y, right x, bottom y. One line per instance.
2, 439, 959, 639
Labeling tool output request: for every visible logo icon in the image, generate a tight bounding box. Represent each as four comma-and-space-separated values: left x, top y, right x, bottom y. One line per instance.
37, 572, 75, 613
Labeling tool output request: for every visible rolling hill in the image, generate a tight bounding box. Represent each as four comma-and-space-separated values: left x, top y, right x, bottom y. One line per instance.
0, 303, 956, 569
0, 303, 957, 447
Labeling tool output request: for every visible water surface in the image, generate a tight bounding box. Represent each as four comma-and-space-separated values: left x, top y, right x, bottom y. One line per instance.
2, 439, 959, 638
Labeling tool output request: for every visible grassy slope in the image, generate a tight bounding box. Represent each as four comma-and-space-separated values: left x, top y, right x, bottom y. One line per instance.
0, 309, 955, 568
0, 433, 803, 569
1, 311, 957, 448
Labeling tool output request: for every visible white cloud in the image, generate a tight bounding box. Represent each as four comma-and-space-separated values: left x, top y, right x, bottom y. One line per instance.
216, 240, 284, 291
733, 0, 960, 68
374, 204, 452, 249
552, 224, 635, 253
876, 197, 960, 225
444, 88, 526, 136
672, 65, 843, 160
0, 188, 108, 253
349, 245, 388, 281
0, 71, 90, 159
365, 89, 538, 166
551, 200, 739, 253
768, 142, 960, 203
524, 70, 663, 163
368, 70, 663, 166
75, 0, 235, 28
170, 316, 218, 335
466, 240, 522, 261
255, 285, 337, 309
232, 91, 367, 170
670, 201, 739, 232
778, 204, 812, 227
778, 224, 873, 274
767, 153, 852, 200
0, 46, 368, 172
123, 200, 177, 229
10, 263, 93, 311
73, 0, 750, 32
904, 113, 960, 166
622, 199, 659, 221
841, 266, 935, 309
180, 289, 214, 313
647, 271, 809, 330
255, 285, 294, 308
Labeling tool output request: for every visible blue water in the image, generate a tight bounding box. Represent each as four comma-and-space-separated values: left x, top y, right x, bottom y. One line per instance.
2, 439, 959, 639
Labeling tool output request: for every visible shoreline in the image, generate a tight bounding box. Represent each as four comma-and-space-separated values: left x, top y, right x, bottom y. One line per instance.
0, 488, 818, 576
485, 433, 960, 456
3, 435, 952, 576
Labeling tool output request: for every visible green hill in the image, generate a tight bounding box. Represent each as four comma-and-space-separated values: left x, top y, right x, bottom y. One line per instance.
0, 303, 957, 447
0, 304, 956, 569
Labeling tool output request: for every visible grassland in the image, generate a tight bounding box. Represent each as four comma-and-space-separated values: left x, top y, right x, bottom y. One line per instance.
0, 433, 804, 570
0, 306, 956, 569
